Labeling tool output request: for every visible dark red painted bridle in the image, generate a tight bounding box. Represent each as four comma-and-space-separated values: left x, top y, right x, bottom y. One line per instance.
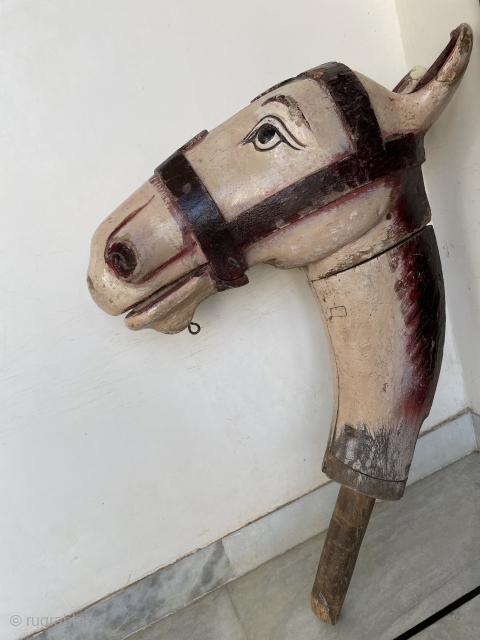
154, 63, 426, 289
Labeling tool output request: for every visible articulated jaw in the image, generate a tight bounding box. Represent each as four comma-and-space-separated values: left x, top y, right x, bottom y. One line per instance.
87, 23, 472, 335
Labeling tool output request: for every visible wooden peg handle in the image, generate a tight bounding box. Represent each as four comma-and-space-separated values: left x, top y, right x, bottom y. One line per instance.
311, 486, 375, 625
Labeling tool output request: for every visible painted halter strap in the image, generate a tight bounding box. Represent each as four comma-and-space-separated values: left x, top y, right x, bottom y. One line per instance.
155, 63, 425, 287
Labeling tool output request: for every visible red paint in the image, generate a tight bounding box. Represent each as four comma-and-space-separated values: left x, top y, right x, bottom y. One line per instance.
392, 228, 445, 422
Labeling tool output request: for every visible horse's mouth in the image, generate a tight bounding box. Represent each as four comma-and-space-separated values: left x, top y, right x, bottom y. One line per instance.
124, 271, 196, 330
124, 265, 216, 333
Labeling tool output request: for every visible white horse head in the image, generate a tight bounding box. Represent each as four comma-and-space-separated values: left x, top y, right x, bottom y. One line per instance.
88, 24, 472, 335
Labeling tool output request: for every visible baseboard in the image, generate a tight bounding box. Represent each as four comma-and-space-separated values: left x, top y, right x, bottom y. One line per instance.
28, 410, 478, 640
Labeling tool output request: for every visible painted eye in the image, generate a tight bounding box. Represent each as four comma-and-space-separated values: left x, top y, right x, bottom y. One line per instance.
256, 124, 278, 147
243, 116, 305, 152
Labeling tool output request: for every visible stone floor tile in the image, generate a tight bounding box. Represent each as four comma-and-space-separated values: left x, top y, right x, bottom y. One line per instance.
227, 453, 480, 640
415, 595, 480, 639
126, 588, 246, 640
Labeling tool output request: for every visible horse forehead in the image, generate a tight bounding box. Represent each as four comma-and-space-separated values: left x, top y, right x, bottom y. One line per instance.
204, 77, 349, 148
185, 78, 353, 221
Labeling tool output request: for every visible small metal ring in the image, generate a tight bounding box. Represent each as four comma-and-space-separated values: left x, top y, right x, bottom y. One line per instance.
188, 322, 201, 335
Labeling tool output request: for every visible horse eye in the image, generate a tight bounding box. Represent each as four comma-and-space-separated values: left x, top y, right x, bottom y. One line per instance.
242, 116, 305, 152
257, 125, 277, 145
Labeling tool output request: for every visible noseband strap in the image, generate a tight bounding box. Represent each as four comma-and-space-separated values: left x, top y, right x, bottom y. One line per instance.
158, 150, 248, 283
155, 63, 425, 286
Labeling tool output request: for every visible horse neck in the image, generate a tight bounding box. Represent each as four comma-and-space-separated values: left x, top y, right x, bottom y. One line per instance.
304, 166, 444, 500
307, 166, 431, 280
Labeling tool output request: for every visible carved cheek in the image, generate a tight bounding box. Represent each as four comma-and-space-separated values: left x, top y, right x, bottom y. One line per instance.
245, 181, 393, 269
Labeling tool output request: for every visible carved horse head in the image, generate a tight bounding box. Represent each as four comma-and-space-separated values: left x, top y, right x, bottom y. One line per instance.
88, 25, 471, 335
87, 24, 473, 623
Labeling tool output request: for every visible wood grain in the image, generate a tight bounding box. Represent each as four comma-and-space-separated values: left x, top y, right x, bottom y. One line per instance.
311, 486, 375, 625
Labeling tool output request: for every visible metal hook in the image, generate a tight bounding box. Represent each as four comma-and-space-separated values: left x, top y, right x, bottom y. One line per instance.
188, 322, 201, 335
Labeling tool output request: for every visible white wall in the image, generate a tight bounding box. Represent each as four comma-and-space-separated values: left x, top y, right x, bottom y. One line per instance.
395, 0, 480, 413
0, 1, 469, 638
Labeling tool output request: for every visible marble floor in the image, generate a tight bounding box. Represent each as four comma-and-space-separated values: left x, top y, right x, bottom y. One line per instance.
126, 453, 480, 640
415, 594, 480, 639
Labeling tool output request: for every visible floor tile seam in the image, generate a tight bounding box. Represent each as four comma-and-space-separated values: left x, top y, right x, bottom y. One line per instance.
224, 455, 480, 640
225, 585, 250, 640
119, 581, 240, 640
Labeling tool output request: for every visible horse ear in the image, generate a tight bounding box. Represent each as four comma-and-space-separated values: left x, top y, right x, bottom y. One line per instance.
358, 23, 473, 138
395, 23, 473, 133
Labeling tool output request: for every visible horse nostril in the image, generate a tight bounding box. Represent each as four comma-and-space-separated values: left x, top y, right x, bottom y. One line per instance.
106, 242, 137, 279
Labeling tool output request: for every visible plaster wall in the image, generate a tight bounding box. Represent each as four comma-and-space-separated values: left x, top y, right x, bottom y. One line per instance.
395, 0, 480, 412
0, 1, 469, 638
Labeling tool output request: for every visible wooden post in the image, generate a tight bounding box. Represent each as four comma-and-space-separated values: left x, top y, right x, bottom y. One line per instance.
311, 487, 375, 624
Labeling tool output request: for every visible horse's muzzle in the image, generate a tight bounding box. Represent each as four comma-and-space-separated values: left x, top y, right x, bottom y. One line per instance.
87, 178, 206, 318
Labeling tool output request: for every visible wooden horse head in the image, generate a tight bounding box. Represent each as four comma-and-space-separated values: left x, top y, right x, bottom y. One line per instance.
87, 24, 472, 624
88, 24, 470, 335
